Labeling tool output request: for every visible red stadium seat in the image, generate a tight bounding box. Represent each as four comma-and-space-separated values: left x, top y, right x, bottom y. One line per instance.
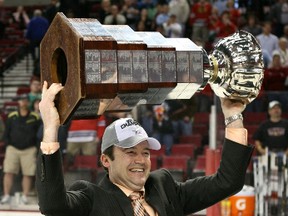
263, 69, 286, 91
192, 124, 209, 135
161, 155, 190, 181
171, 144, 195, 159
150, 145, 166, 157
193, 112, 210, 124
244, 112, 267, 125
179, 134, 202, 147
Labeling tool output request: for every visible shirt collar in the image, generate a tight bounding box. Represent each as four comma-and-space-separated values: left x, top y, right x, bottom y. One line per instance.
114, 183, 145, 197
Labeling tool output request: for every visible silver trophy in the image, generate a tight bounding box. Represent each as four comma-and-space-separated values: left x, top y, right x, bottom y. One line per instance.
41, 13, 264, 124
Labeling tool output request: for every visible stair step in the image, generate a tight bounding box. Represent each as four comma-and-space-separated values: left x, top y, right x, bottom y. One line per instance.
0, 54, 33, 110
0, 81, 30, 86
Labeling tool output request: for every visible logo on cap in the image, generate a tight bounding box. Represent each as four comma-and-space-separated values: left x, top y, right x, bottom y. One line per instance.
120, 119, 139, 129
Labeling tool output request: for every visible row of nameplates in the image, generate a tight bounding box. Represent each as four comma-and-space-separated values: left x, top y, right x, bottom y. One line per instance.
70, 19, 204, 102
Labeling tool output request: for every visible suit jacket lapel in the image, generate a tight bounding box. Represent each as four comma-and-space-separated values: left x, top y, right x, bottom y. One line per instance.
145, 178, 167, 216
97, 173, 167, 216
98, 174, 134, 216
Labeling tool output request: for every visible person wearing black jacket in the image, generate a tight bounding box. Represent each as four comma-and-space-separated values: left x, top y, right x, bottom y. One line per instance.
254, 100, 288, 155
152, 105, 174, 155
36, 82, 253, 216
1, 94, 41, 205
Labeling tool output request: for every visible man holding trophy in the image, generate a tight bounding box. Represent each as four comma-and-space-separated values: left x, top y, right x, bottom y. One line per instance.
36, 13, 263, 216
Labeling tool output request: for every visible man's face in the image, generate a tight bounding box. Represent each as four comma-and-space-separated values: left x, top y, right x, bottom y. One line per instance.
103, 141, 151, 191
18, 98, 29, 109
279, 40, 287, 50
30, 80, 42, 93
263, 23, 271, 34
269, 105, 282, 118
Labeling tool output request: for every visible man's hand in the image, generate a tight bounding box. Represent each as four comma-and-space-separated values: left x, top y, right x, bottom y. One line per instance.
220, 98, 246, 119
39, 81, 64, 143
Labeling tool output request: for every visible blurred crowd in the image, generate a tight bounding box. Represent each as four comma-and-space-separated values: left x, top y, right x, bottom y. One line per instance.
1, 0, 288, 100
0, 0, 287, 205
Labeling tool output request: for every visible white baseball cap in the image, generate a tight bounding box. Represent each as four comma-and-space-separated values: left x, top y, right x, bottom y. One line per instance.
268, 100, 281, 109
101, 118, 161, 153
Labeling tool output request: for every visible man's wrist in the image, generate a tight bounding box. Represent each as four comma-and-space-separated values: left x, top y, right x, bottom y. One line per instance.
224, 113, 243, 126
40, 141, 60, 155
225, 128, 248, 145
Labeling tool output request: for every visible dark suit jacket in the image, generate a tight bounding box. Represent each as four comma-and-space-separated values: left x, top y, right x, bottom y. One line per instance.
36, 139, 254, 216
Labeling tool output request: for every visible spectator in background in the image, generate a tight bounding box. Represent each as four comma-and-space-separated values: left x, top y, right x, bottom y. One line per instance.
269, 0, 288, 37
265, 50, 286, 87
207, 6, 220, 46
262, 50, 272, 69
44, 0, 62, 24
164, 99, 184, 143
11, 6, 30, 30
32, 98, 41, 117
282, 24, 288, 42
66, 115, 106, 167
253, 100, 288, 155
1, 93, 41, 205
165, 99, 197, 143
28, 75, 42, 111
268, 50, 284, 69
173, 99, 196, 137
277, 37, 288, 67
213, 0, 227, 15
98, 0, 111, 24
139, 108, 154, 137
256, 21, 279, 63
163, 14, 183, 38
104, 4, 126, 25
155, 3, 170, 27
215, 10, 237, 40
152, 105, 174, 155
136, 20, 146, 31
189, 0, 212, 44
225, 0, 241, 26
263, 50, 288, 110
242, 14, 262, 37
25, 9, 49, 76
136, 8, 154, 31
139, 0, 157, 25
121, 0, 140, 30
168, 0, 189, 33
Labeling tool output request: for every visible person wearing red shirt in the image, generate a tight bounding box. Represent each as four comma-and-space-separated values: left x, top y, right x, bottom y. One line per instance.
215, 10, 237, 40
225, 0, 240, 26
66, 115, 107, 164
206, 6, 220, 50
189, 0, 212, 44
